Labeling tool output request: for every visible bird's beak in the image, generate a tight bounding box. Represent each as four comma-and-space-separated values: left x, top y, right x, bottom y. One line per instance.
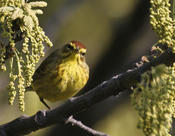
75, 48, 79, 53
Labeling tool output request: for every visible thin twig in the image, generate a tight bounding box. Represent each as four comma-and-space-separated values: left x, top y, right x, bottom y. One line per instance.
65, 116, 108, 136
0, 49, 175, 136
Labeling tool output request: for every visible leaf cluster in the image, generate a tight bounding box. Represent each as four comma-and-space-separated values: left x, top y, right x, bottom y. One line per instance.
0, 0, 53, 111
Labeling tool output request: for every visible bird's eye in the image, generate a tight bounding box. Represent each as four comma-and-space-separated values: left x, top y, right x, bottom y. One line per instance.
65, 44, 74, 50
81, 52, 86, 56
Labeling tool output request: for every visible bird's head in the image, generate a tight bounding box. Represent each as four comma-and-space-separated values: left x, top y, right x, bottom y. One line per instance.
61, 41, 87, 62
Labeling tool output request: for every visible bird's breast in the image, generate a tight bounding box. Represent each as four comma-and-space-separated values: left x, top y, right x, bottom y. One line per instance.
56, 62, 89, 95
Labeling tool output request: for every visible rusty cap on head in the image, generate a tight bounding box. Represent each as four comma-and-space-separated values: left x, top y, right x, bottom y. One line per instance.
70, 41, 86, 49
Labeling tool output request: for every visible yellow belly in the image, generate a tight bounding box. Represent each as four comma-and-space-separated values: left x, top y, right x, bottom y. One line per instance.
32, 62, 89, 102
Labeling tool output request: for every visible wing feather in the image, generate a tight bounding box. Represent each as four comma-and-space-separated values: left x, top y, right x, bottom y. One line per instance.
32, 48, 61, 81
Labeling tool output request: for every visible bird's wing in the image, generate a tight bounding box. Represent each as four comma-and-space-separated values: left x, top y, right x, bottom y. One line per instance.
32, 48, 61, 81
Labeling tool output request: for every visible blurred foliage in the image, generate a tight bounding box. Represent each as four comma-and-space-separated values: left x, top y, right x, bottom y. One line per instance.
132, 65, 175, 136
150, 0, 175, 51
131, 0, 175, 136
0, 0, 52, 111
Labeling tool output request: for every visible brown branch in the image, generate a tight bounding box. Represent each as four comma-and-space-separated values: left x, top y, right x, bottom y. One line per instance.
65, 116, 108, 136
0, 49, 175, 136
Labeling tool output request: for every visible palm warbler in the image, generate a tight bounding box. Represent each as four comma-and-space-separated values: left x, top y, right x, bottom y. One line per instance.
30, 41, 89, 109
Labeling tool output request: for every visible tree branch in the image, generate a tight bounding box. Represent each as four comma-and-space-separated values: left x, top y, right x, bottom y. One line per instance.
65, 116, 108, 136
0, 49, 175, 136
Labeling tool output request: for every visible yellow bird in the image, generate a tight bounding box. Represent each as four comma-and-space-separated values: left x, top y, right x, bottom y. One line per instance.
30, 41, 89, 109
